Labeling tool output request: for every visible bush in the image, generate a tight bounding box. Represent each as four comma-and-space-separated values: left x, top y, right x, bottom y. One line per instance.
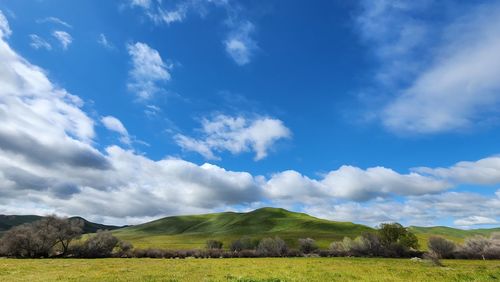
206, 239, 223, 250
329, 241, 347, 256
81, 230, 119, 258
298, 238, 318, 254
427, 236, 455, 259
257, 237, 288, 257
237, 249, 259, 258
459, 235, 491, 259
230, 236, 258, 252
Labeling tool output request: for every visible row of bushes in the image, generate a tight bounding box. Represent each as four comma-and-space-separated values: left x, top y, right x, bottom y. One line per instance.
427, 234, 500, 260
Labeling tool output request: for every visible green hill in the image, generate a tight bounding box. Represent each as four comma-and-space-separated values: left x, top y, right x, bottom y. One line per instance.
113, 207, 373, 249
0, 215, 122, 235
409, 226, 500, 247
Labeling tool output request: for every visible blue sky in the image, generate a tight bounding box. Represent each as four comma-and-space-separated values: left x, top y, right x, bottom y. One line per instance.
0, 0, 499, 228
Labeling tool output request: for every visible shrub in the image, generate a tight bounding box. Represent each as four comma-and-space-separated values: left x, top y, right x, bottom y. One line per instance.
257, 237, 288, 257
329, 241, 347, 256
81, 230, 119, 258
298, 238, 318, 254
206, 239, 223, 250
459, 235, 491, 259
230, 236, 258, 252
427, 236, 455, 259
237, 249, 259, 258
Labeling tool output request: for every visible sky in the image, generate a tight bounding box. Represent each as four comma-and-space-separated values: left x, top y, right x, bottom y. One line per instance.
0, 0, 499, 228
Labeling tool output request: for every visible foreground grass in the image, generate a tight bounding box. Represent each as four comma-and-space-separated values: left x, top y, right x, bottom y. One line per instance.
0, 257, 499, 281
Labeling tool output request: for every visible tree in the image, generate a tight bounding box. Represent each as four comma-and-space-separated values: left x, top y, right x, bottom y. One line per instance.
206, 239, 223, 250
48, 217, 84, 256
427, 236, 456, 259
82, 230, 119, 258
230, 236, 257, 252
0, 216, 83, 258
257, 237, 288, 257
298, 238, 318, 254
378, 223, 419, 250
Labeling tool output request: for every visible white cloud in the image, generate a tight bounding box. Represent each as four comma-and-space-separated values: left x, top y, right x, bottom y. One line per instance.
0, 10, 11, 38
175, 114, 291, 161
37, 17, 72, 28
224, 20, 257, 65
101, 116, 130, 145
29, 34, 52, 50
129, 0, 258, 65
52, 30, 72, 50
454, 216, 498, 227
357, 1, 500, 134
414, 156, 500, 185
265, 165, 450, 202
97, 33, 113, 49
127, 42, 171, 100
130, 0, 151, 9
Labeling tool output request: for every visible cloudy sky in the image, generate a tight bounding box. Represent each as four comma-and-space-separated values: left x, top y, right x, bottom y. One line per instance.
0, 0, 500, 228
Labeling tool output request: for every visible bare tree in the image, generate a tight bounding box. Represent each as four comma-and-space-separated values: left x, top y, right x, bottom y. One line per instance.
427, 236, 455, 259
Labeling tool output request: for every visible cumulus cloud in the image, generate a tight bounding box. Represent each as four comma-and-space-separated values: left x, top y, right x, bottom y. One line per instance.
304, 190, 500, 227
127, 42, 171, 100
52, 30, 72, 50
414, 156, 500, 185
175, 115, 291, 161
101, 116, 130, 145
357, 1, 500, 134
29, 34, 52, 50
265, 165, 450, 202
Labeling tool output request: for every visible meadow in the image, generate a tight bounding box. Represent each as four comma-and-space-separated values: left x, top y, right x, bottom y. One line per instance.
0, 257, 498, 282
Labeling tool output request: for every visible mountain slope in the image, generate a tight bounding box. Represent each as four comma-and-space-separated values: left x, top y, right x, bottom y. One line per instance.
0, 215, 122, 235
409, 226, 500, 246
113, 207, 373, 249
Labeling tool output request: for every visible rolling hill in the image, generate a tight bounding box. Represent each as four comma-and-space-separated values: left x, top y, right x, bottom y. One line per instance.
112, 207, 374, 249
0, 215, 122, 235
409, 225, 500, 247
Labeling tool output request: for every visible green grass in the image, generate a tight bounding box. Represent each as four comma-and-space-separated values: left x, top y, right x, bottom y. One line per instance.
0, 257, 498, 281
112, 208, 373, 249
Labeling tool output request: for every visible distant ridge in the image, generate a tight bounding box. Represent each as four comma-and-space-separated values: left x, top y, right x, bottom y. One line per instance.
0, 214, 123, 235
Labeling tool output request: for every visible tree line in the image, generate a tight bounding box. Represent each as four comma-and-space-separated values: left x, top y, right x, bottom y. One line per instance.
0, 216, 499, 260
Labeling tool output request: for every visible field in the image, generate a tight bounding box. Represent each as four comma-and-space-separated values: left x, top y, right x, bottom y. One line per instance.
0, 258, 498, 281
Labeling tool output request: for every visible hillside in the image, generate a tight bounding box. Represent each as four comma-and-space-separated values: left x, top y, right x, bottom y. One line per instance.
0, 215, 122, 235
113, 207, 373, 249
409, 226, 500, 246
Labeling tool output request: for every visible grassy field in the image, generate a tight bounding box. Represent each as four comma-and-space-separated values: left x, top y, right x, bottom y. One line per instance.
0, 257, 498, 281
